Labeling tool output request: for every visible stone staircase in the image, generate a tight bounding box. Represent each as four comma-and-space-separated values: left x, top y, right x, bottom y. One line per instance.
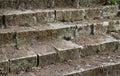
0, 0, 120, 76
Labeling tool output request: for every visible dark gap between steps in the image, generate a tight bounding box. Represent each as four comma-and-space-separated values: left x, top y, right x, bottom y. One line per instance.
90, 24, 95, 35
12, 32, 19, 50
2, 15, 7, 29
36, 54, 39, 67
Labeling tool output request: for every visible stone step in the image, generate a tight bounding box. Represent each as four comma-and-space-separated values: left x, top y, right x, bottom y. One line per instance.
0, 0, 103, 10
0, 38, 82, 73
8, 52, 120, 76
0, 5, 118, 26
0, 18, 120, 45
71, 35, 119, 57
1, 45, 37, 73
0, 34, 120, 73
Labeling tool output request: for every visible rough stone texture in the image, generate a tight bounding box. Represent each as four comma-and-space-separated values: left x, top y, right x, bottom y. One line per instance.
0, 32, 13, 46
10, 57, 37, 73
102, 5, 118, 17
29, 41, 59, 66
0, 5, 118, 27
108, 20, 120, 32
0, 48, 9, 73
56, 9, 85, 22
2, 45, 37, 73
85, 8, 101, 19
5, 13, 36, 26
0, 0, 78, 9
36, 10, 55, 24
52, 39, 82, 61
80, 45, 100, 57
71, 35, 118, 57
65, 63, 120, 76
99, 41, 119, 53
2, 10, 55, 26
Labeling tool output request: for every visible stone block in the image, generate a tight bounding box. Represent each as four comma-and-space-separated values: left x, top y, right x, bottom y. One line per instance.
2, 46, 37, 73
80, 45, 99, 57
85, 8, 101, 19
99, 41, 118, 53
108, 20, 120, 32
0, 48, 9, 73
0, 32, 13, 46
56, 9, 85, 22
102, 5, 118, 17
10, 56, 37, 73
52, 39, 82, 61
29, 42, 59, 66
36, 10, 55, 24
5, 13, 35, 26
39, 53, 59, 66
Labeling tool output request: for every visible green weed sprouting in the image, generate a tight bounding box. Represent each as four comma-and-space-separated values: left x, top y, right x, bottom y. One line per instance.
110, 0, 118, 4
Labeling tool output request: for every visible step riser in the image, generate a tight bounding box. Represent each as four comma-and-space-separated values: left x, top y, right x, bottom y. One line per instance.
0, 61, 9, 74
65, 63, 120, 76
56, 6, 118, 22
0, 0, 102, 9
0, 6, 118, 27
80, 42, 119, 57
9, 56, 37, 73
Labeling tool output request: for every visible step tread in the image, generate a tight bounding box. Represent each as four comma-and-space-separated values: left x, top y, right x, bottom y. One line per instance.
0, 24, 53, 33
2, 45, 36, 60
29, 41, 56, 56
71, 34, 117, 46
52, 39, 82, 51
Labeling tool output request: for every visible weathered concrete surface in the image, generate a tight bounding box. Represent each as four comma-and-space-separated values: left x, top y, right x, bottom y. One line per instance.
0, 0, 78, 9
0, 26, 36, 45
55, 9, 85, 22
48, 18, 120, 39
52, 39, 83, 61
0, 32, 13, 46
29, 41, 59, 66
12, 52, 119, 76
0, 18, 120, 46
55, 5, 118, 22
71, 35, 119, 57
0, 5, 118, 26
108, 20, 120, 32
0, 9, 55, 26
2, 45, 37, 73
0, 48, 9, 73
